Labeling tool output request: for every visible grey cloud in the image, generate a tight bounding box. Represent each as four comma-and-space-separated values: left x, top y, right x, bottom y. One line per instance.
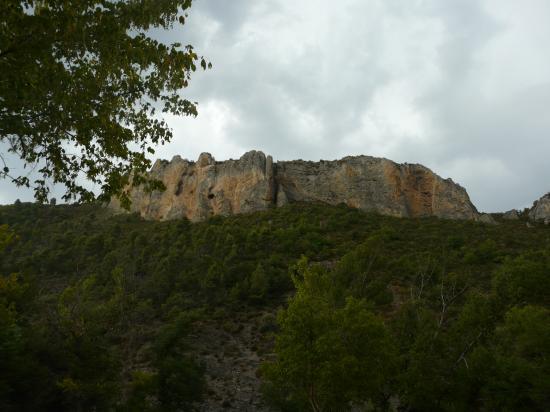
2, 0, 549, 212
410, 1, 550, 210
191, 0, 251, 36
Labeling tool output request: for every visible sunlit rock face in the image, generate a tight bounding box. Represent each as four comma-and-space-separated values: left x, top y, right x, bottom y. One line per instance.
110, 151, 479, 221
111, 150, 274, 221
275, 156, 478, 220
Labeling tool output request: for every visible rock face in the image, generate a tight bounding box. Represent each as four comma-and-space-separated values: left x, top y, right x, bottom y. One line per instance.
502, 209, 520, 220
529, 193, 550, 223
478, 213, 497, 225
276, 156, 478, 220
111, 151, 480, 221
113, 151, 274, 221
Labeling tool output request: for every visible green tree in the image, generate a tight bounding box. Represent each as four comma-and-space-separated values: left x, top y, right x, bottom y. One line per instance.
53, 275, 121, 410
262, 258, 396, 411
152, 312, 205, 410
248, 262, 269, 302
0, 227, 50, 411
0, 0, 210, 204
493, 253, 550, 307
125, 313, 205, 411
481, 306, 550, 411
0, 227, 21, 409
0, 233, 30, 411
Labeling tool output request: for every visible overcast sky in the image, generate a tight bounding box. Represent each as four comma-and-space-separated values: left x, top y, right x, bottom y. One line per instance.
1, 0, 550, 212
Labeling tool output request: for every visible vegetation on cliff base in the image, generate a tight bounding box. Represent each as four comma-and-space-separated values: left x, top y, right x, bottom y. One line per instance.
0, 202, 549, 410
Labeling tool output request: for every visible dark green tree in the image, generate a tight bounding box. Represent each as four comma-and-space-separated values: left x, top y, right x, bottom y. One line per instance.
152, 312, 205, 410
262, 258, 396, 411
248, 262, 269, 302
480, 306, 550, 411
0, 0, 210, 204
0, 226, 50, 411
53, 275, 121, 410
493, 253, 550, 307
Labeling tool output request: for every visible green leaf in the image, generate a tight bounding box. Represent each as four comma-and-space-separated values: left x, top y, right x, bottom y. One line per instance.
0, 0, 208, 207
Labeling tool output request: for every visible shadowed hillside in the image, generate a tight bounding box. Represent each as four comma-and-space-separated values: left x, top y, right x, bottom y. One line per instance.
1, 202, 549, 411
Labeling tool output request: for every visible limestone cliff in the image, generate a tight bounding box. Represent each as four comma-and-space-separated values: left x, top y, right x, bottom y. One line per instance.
529, 193, 550, 223
111, 151, 479, 221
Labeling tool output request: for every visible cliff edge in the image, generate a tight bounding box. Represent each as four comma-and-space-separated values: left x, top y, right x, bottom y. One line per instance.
110, 151, 479, 221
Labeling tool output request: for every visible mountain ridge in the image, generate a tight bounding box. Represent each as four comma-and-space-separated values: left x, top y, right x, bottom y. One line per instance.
110, 150, 480, 221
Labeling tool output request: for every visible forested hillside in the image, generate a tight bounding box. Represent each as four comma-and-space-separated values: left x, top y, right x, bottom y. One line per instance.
1, 202, 549, 411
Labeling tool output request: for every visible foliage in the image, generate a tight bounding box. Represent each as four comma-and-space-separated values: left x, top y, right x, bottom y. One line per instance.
262, 258, 396, 411
0, 202, 549, 410
493, 253, 550, 307
0, 0, 210, 204
481, 306, 550, 410
0, 225, 16, 251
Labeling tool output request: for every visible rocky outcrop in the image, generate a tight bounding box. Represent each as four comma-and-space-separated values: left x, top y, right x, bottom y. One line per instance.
478, 213, 497, 225
111, 151, 480, 221
111, 150, 274, 221
529, 193, 550, 224
275, 156, 478, 220
502, 209, 520, 220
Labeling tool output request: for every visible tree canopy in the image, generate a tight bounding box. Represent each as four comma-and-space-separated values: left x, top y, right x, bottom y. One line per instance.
262, 258, 396, 411
1, 201, 549, 410
0, 0, 210, 205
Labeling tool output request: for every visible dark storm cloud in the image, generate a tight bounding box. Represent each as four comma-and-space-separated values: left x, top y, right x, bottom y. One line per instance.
2, 0, 549, 211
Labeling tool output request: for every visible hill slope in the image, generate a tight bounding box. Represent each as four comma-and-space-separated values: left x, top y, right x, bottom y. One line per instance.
0, 202, 548, 411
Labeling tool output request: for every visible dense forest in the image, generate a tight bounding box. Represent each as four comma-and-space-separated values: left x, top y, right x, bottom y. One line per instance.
0, 202, 549, 411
